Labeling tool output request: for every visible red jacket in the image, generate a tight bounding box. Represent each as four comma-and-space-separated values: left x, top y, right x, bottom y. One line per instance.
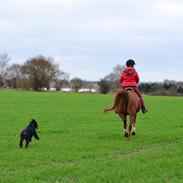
120, 66, 139, 87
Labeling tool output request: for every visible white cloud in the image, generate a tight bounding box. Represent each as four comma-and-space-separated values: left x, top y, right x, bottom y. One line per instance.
155, 0, 183, 17
0, 0, 183, 81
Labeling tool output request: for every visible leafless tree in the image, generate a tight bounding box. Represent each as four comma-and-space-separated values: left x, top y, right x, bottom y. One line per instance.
6, 64, 22, 88
54, 71, 70, 90
104, 64, 124, 90
98, 79, 111, 94
70, 77, 83, 92
0, 53, 11, 87
21, 55, 60, 91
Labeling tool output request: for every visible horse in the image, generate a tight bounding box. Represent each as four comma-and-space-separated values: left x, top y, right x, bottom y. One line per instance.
104, 88, 141, 139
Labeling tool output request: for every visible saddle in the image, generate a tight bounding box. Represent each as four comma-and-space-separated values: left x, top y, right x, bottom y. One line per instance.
124, 87, 141, 101
124, 87, 134, 92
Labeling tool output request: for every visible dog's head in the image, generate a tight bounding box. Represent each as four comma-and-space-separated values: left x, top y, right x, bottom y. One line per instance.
30, 119, 38, 129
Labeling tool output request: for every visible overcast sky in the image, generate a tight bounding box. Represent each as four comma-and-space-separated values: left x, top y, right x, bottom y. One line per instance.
0, 0, 183, 82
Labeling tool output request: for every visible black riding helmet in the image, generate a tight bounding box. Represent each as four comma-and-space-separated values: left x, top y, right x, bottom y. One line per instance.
126, 59, 136, 67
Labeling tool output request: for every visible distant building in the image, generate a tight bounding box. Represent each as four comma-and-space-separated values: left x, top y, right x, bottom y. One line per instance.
50, 87, 57, 91
61, 88, 72, 92
78, 88, 97, 93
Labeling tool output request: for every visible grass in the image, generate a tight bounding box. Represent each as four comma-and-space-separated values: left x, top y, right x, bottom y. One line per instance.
0, 90, 182, 183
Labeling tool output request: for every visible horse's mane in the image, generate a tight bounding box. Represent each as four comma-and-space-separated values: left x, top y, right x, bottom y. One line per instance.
104, 90, 129, 113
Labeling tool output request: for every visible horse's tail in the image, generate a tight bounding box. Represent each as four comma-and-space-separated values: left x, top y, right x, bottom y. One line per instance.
103, 90, 128, 113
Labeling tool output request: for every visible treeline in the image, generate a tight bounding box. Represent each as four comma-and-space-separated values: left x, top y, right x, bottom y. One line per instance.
139, 80, 183, 96
1, 53, 183, 95
0, 53, 62, 91
97, 79, 183, 96
0, 53, 98, 92
97, 65, 183, 96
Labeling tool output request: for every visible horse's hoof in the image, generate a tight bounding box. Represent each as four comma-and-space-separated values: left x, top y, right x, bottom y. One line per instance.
124, 132, 128, 137
132, 132, 136, 136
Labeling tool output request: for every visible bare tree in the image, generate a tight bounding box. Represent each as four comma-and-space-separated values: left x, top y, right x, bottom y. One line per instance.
54, 71, 70, 90
0, 53, 11, 87
16, 78, 32, 90
98, 79, 111, 94
104, 64, 124, 90
70, 77, 83, 92
105, 64, 124, 80
21, 55, 60, 91
6, 64, 22, 88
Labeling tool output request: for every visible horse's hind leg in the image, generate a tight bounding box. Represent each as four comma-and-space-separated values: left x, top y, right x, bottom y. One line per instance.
123, 119, 128, 138
128, 114, 136, 140
132, 114, 137, 136
119, 114, 128, 137
131, 128, 136, 136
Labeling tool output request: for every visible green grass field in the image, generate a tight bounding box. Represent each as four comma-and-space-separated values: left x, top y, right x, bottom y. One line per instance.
0, 90, 183, 183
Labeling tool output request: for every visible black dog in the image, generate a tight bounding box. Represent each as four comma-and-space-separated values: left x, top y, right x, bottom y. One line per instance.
20, 119, 39, 148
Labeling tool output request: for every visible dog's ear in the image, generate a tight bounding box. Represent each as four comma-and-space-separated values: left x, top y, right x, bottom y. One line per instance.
31, 119, 37, 123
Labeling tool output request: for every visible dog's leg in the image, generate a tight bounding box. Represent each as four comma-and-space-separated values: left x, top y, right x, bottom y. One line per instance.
25, 139, 29, 148
20, 139, 23, 148
34, 132, 39, 140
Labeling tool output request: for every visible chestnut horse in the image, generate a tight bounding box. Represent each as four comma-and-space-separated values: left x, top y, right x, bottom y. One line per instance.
104, 89, 141, 139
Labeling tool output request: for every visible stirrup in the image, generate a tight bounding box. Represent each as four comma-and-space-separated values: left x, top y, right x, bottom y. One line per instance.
142, 108, 148, 113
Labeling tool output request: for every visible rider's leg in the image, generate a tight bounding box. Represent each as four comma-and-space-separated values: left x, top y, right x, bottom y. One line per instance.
133, 87, 148, 113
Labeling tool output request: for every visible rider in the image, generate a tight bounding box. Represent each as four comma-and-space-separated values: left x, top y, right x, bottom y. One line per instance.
120, 59, 148, 113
